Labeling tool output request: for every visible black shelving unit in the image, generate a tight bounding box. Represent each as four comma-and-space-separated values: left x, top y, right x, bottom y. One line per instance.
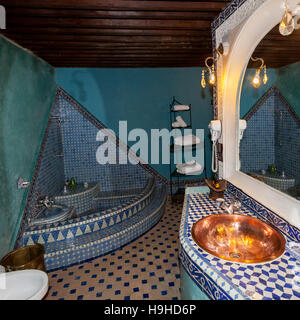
169, 96, 203, 201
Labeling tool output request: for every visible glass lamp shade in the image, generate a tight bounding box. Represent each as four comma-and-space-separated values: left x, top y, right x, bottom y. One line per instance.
279, 9, 295, 36
252, 70, 261, 88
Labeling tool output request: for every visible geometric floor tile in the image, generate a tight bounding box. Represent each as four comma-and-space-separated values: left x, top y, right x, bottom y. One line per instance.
44, 197, 182, 300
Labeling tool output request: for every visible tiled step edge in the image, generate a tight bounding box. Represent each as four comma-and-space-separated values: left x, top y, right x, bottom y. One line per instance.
44, 185, 167, 270
22, 178, 156, 246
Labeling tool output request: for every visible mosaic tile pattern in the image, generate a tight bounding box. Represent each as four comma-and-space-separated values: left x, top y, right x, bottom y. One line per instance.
44, 184, 166, 271
57, 88, 168, 185
227, 183, 300, 242
249, 171, 295, 192
54, 183, 100, 215
241, 86, 300, 184
240, 91, 276, 172
274, 92, 300, 186
15, 87, 166, 248
22, 178, 156, 247
44, 197, 182, 300
211, 0, 248, 32
58, 93, 152, 192
16, 86, 173, 274
180, 185, 300, 300
14, 95, 66, 247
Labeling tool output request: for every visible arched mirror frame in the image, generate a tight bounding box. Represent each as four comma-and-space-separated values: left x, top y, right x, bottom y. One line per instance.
213, 0, 300, 228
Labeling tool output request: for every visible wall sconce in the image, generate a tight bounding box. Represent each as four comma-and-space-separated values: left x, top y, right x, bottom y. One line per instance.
279, 1, 300, 36
201, 44, 224, 88
250, 56, 268, 88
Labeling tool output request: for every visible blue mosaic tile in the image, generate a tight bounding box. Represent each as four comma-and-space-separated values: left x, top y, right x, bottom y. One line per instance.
240, 86, 300, 191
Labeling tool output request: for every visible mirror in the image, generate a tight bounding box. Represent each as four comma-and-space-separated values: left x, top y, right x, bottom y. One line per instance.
239, 22, 300, 201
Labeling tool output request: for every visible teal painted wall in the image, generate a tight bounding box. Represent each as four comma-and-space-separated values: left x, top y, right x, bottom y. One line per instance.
275, 62, 300, 118
56, 68, 214, 179
240, 68, 277, 118
240, 64, 300, 118
0, 36, 56, 258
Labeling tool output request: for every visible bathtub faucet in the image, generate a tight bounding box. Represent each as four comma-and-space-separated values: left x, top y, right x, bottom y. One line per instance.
37, 196, 54, 210
220, 197, 241, 214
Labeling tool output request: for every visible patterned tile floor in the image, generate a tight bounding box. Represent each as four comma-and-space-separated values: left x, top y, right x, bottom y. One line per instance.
45, 197, 182, 300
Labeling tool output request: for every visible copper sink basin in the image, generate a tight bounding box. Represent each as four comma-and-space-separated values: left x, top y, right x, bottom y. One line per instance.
191, 214, 286, 264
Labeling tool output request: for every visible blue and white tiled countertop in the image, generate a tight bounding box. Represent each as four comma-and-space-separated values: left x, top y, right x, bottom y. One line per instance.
179, 183, 300, 300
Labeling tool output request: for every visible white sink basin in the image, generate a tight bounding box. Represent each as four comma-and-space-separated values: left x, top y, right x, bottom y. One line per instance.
0, 270, 48, 300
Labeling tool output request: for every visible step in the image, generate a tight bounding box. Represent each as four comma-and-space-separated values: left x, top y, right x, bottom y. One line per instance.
44, 183, 167, 271
22, 178, 156, 246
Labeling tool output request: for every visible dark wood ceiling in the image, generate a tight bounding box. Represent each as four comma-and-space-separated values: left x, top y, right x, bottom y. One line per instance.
0, 1, 299, 68
0, 0, 231, 68
250, 25, 300, 69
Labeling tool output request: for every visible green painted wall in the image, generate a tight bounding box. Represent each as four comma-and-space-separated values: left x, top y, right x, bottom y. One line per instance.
275, 62, 300, 118
0, 36, 56, 258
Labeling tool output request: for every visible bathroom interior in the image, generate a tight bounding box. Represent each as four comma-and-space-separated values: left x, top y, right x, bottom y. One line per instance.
0, 0, 299, 301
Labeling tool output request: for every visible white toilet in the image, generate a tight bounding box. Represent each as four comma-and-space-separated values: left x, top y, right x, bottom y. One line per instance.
0, 269, 48, 300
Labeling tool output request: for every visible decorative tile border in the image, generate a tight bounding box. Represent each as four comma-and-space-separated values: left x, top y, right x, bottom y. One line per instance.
212, 0, 266, 120
44, 185, 167, 271
243, 86, 300, 126
227, 182, 300, 242
211, 0, 249, 32
22, 178, 156, 246
179, 245, 232, 300
179, 184, 300, 300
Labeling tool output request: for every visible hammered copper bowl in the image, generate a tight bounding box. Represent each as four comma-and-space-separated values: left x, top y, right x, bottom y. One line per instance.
191, 214, 286, 264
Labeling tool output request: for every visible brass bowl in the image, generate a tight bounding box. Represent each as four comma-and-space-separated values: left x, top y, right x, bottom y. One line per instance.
191, 214, 286, 264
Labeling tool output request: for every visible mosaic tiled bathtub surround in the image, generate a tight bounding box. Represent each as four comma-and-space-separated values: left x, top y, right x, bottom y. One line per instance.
180, 183, 300, 300
15, 88, 168, 270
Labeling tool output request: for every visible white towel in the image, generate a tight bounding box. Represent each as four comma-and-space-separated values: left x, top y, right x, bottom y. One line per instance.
173, 105, 190, 111
176, 116, 187, 127
176, 160, 196, 170
174, 134, 200, 146
177, 162, 203, 175
172, 122, 181, 128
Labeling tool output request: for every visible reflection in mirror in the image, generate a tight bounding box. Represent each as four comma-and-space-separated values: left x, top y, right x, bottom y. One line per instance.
239, 22, 300, 201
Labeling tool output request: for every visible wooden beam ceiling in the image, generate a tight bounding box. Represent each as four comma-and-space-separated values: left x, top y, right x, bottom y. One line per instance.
0, 0, 229, 67
0, 1, 299, 68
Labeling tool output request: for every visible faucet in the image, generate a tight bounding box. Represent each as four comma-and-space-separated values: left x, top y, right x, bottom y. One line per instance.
220, 197, 241, 214
37, 196, 54, 210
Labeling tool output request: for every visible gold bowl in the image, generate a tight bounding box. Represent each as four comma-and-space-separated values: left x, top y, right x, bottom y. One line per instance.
191, 214, 286, 264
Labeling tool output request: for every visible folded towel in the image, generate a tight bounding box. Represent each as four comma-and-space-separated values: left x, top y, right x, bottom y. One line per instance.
174, 134, 200, 146
173, 105, 190, 111
176, 160, 196, 170
172, 121, 181, 128
176, 116, 187, 127
181, 170, 203, 176
177, 162, 203, 175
